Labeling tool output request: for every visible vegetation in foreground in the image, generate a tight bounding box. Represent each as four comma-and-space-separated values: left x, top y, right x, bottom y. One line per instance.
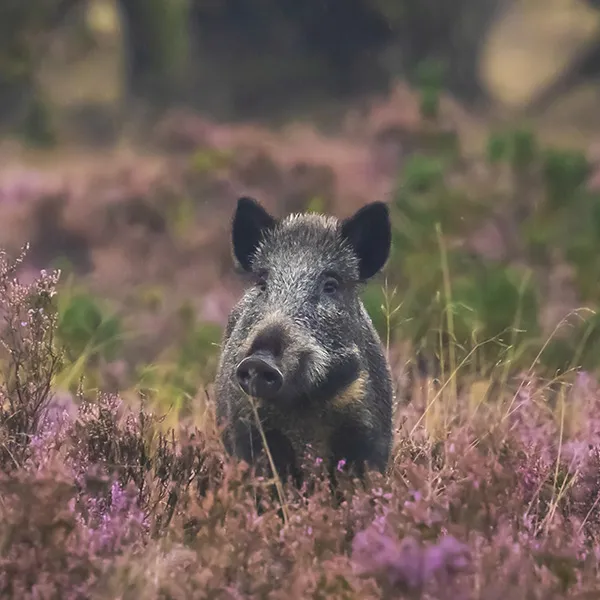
2, 243, 600, 599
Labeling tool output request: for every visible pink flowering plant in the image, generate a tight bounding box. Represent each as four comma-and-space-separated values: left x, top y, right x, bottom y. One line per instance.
0, 244, 600, 599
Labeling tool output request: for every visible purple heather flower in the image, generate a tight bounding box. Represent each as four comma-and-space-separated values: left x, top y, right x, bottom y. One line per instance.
352, 522, 471, 592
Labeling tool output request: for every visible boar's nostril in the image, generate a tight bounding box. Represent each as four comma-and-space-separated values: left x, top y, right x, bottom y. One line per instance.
235, 354, 283, 400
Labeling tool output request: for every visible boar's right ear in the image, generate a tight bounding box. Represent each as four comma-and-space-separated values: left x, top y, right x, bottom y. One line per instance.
341, 201, 391, 281
232, 196, 277, 271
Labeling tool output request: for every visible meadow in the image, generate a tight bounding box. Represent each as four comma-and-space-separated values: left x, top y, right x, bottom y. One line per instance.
2, 241, 600, 599
2, 80, 600, 598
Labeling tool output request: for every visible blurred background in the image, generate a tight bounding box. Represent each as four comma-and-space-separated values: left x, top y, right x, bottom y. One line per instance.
3, 0, 600, 422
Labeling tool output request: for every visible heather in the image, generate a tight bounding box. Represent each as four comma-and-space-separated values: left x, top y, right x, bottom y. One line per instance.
3, 91, 600, 600
2, 243, 600, 599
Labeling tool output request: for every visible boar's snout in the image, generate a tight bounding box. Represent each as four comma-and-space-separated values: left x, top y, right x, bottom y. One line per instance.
235, 351, 284, 400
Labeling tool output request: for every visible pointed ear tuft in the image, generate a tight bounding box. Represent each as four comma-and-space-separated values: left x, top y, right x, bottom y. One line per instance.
341, 201, 391, 280
232, 196, 277, 271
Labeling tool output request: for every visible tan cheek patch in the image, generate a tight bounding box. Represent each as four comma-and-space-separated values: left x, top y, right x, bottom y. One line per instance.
331, 370, 368, 410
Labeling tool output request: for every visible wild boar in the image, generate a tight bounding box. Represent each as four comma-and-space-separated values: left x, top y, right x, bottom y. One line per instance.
214, 196, 394, 484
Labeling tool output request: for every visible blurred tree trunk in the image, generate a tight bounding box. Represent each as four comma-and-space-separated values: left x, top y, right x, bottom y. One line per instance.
117, 0, 192, 105
0, 0, 80, 139
0, 0, 192, 130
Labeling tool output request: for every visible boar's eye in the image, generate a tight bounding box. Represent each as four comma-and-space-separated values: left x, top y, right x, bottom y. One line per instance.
321, 276, 340, 296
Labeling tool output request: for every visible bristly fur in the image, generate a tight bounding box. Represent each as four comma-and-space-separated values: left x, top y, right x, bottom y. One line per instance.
214, 196, 394, 485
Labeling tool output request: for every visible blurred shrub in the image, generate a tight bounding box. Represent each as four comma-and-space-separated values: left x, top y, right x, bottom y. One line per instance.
55, 278, 123, 390
134, 302, 221, 420
57, 292, 121, 360
414, 58, 445, 120
364, 108, 600, 379
189, 147, 234, 173
176, 300, 222, 385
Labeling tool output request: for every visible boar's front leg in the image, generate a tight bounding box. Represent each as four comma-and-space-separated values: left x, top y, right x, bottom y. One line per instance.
228, 419, 302, 487
309, 351, 391, 478
329, 417, 388, 480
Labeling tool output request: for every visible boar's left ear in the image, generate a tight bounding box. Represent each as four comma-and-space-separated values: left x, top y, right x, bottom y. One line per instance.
341, 201, 391, 280
232, 196, 277, 271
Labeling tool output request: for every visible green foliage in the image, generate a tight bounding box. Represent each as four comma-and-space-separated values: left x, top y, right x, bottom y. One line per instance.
134, 304, 222, 419
486, 132, 509, 165
382, 119, 600, 377
134, 284, 164, 313
165, 195, 195, 239
510, 128, 538, 170
401, 154, 445, 194
415, 59, 445, 120
389, 154, 482, 268
177, 319, 222, 382
54, 281, 123, 391
175, 300, 222, 383
486, 127, 539, 171
540, 310, 600, 376
123, 0, 191, 90
189, 147, 234, 173
447, 263, 539, 363
541, 148, 590, 209
57, 292, 122, 362
306, 195, 328, 214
